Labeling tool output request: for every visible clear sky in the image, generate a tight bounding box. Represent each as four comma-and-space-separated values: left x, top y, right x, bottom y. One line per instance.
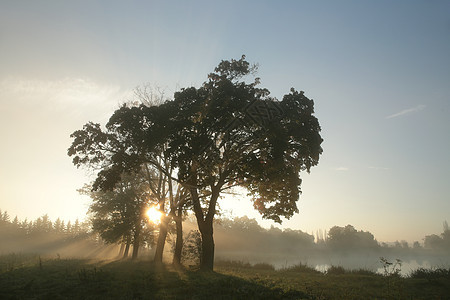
1, 0, 449, 243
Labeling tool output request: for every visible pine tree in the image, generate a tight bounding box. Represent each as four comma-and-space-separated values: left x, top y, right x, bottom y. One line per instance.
12, 216, 19, 227
54, 218, 64, 233
2, 211, 10, 223
73, 219, 80, 235
66, 221, 72, 234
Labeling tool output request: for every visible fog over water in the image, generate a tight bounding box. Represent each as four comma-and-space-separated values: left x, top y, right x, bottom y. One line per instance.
4, 211, 448, 277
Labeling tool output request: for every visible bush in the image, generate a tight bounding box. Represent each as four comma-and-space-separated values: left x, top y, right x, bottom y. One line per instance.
380, 257, 402, 277
325, 265, 377, 276
409, 267, 450, 280
281, 263, 321, 274
181, 230, 202, 266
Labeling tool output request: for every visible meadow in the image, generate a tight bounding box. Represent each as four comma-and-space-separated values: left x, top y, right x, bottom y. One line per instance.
1, 253, 449, 299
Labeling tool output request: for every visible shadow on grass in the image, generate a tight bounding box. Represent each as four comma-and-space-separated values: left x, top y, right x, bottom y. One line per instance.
181, 270, 308, 299
0, 258, 309, 299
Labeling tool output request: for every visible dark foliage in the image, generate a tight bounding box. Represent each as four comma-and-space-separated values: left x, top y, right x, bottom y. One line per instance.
67, 56, 323, 270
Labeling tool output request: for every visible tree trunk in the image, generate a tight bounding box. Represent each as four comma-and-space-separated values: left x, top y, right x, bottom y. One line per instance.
198, 220, 214, 271
123, 235, 131, 259
154, 216, 169, 264
172, 209, 183, 266
118, 243, 125, 258
132, 223, 141, 260
189, 177, 221, 271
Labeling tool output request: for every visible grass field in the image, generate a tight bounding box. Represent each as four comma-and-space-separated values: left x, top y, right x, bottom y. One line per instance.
1, 254, 449, 299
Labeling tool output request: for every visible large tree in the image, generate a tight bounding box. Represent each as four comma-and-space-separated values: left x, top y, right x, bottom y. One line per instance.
69, 56, 323, 270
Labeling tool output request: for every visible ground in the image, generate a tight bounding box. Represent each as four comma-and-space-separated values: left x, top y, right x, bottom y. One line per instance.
1, 254, 449, 299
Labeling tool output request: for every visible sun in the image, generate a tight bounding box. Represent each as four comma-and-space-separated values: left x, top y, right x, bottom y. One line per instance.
146, 205, 163, 224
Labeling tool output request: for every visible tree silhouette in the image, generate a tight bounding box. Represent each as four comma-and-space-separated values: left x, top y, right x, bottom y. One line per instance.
83, 171, 156, 259
327, 225, 379, 251
214, 216, 315, 256
68, 90, 188, 265
159, 56, 323, 270
68, 56, 323, 270
424, 221, 450, 251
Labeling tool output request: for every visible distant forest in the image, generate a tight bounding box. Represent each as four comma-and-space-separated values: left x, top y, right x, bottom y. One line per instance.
1, 209, 449, 267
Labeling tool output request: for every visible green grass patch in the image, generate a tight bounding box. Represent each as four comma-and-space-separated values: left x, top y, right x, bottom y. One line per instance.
0, 255, 449, 299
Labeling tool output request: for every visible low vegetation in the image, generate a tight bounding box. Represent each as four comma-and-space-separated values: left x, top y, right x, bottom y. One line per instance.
2, 210, 449, 298
1, 255, 449, 299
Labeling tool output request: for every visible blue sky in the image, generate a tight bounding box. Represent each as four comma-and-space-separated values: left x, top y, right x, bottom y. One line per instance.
1, 0, 449, 242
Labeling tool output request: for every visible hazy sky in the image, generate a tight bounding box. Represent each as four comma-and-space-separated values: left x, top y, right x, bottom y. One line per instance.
1, 0, 449, 243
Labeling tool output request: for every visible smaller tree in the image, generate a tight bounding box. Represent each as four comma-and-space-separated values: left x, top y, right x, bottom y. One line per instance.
179, 230, 202, 267
441, 220, 450, 249
328, 225, 379, 251
1, 210, 10, 223
54, 218, 64, 234
84, 170, 157, 259
66, 221, 72, 234
412, 241, 422, 249
424, 221, 450, 251
12, 216, 19, 227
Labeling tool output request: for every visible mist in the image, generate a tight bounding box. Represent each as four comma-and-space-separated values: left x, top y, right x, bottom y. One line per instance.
205, 217, 449, 275
2, 210, 449, 276
0, 213, 120, 261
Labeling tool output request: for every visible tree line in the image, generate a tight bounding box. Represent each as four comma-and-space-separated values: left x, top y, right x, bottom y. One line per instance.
0, 209, 86, 236
2, 209, 449, 264
0, 209, 150, 258
0, 209, 96, 256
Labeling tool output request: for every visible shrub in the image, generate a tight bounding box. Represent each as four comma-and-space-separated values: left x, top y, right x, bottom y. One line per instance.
380, 257, 402, 277
409, 267, 450, 280
282, 263, 321, 274
326, 266, 377, 276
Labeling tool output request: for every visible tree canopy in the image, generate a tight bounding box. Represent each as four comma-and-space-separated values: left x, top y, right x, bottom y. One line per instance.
327, 225, 379, 251
68, 55, 323, 270
82, 170, 157, 259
